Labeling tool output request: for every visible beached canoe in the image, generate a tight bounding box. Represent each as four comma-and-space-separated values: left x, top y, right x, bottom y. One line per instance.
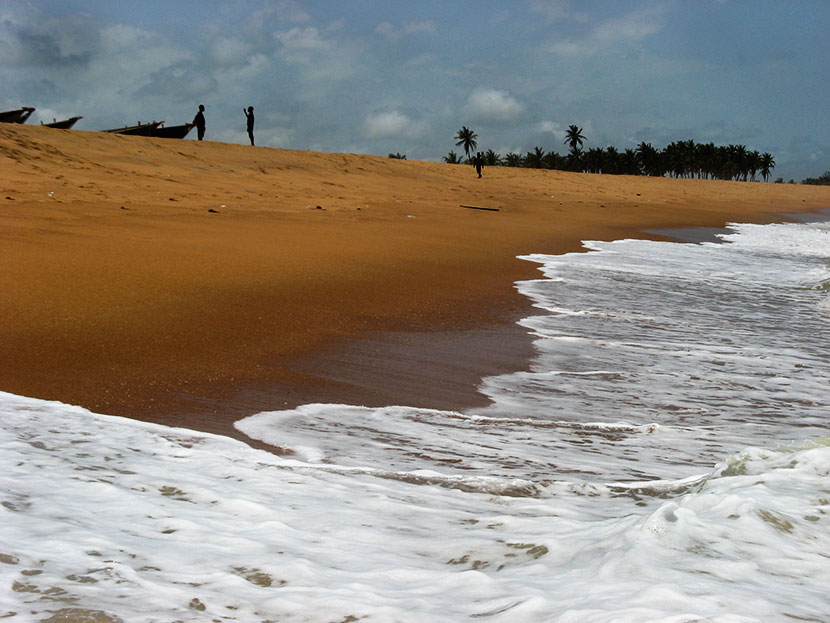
42, 116, 83, 130
148, 122, 195, 139
103, 121, 164, 136
0, 107, 35, 124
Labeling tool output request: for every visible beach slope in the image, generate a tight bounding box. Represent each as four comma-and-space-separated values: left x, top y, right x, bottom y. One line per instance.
1, 124, 827, 439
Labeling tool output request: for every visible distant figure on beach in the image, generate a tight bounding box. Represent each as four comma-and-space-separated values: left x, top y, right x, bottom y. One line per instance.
474, 152, 484, 178
243, 106, 255, 146
192, 104, 206, 141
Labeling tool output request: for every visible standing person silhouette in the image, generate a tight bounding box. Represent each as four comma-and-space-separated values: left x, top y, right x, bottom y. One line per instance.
243, 106, 255, 146
474, 152, 484, 178
192, 104, 206, 141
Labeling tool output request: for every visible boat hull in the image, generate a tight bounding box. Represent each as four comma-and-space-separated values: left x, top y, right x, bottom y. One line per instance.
43, 116, 83, 129
104, 121, 164, 136
0, 107, 35, 124
149, 123, 195, 139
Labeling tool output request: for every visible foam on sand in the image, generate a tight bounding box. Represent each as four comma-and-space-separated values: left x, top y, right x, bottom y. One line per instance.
3, 392, 830, 622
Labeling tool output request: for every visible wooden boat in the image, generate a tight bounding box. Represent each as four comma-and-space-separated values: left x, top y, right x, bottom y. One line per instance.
103, 120, 164, 136
0, 107, 35, 124
42, 116, 83, 129
148, 122, 194, 139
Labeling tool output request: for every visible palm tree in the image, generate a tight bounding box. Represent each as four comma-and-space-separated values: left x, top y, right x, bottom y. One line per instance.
584, 147, 605, 174
484, 149, 502, 166
564, 124, 586, 155
748, 150, 761, 181
566, 150, 584, 173
636, 141, 661, 177
454, 126, 478, 159
696, 142, 717, 179
604, 146, 621, 174
721, 145, 741, 180
664, 141, 688, 178
803, 171, 830, 185
543, 150, 566, 170
760, 153, 775, 182
733, 144, 749, 181
440, 129, 776, 182
680, 140, 696, 178
504, 152, 523, 167
621, 148, 639, 175
524, 146, 546, 168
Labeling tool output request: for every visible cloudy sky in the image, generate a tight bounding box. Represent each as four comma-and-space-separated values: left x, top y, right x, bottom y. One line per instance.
2, 0, 827, 180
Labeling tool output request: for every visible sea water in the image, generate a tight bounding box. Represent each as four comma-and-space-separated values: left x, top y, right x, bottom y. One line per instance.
2, 219, 829, 622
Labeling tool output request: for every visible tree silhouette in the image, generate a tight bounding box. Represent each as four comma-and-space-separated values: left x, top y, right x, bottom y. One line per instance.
760, 153, 775, 182
621, 148, 639, 175
523, 146, 546, 168
748, 150, 761, 182
733, 145, 748, 181
442, 125, 777, 181
584, 147, 604, 174
636, 142, 661, 177
454, 126, 478, 159
443, 150, 463, 164
504, 153, 523, 167
484, 149, 502, 166
564, 125, 586, 155
604, 146, 621, 174
803, 171, 830, 185
543, 150, 565, 170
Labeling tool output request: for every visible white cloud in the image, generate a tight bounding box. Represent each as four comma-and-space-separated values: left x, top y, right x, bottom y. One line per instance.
210, 37, 251, 66
375, 21, 436, 42
260, 126, 295, 148
548, 7, 665, 57
496, 145, 523, 157
98, 24, 190, 69
538, 120, 567, 142
593, 9, 663, 46
363, 110, 425, 139
462, 88, 524, 123
240, 53, 270, 78
375, 22, 397, 41
139, 60, 218, 100
31, 106, 61, 124
273, 26, 363, 87
275, 26, 330, 56
0, 9, 100, 68
93, 25, 194, 96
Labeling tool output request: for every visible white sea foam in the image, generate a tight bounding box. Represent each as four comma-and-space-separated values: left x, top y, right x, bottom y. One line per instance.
4, 393, 830, 622
3, 218, 830, 622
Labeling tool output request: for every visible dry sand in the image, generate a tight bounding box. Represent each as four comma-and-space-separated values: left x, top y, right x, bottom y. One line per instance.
2, 124, 828, 445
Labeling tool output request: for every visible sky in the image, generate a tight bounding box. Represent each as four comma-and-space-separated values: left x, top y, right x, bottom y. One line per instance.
1, 0, 828, 181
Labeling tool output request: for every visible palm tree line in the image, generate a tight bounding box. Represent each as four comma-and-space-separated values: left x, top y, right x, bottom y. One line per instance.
445, 125, 777, 182
802, 171, 830, 186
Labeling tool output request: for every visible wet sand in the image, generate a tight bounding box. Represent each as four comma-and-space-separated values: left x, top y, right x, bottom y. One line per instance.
2, 124, 828, 446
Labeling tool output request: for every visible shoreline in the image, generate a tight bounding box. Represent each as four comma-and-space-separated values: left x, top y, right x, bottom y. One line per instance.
2, 124, 829, 448
86, 282, 538, 452
642, 207, 830, 244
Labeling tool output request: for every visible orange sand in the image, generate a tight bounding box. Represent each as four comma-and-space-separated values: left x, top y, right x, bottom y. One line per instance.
2, 124, 828, 441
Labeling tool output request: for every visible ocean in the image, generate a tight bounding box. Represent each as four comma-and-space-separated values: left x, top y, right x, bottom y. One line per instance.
2, 217, 829, 622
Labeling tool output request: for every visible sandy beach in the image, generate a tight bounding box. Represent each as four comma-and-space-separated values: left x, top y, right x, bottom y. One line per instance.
2, 124, 828, 444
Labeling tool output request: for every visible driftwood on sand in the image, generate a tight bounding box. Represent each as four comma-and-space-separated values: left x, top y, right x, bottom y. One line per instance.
460, 204, 500, 212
